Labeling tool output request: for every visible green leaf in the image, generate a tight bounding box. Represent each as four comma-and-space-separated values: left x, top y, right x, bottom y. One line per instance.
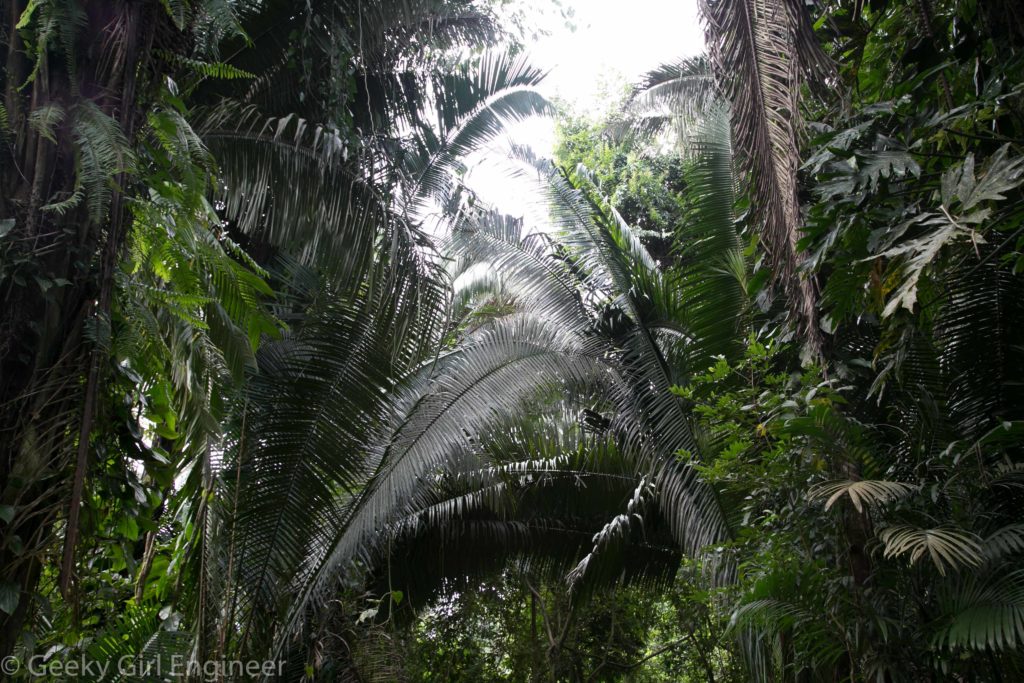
809, 479, 918, 513
957, 145, 1024, 210
15, 0, 40, 29
28, 103, 65, 144
0, 582, 19, 615
116, 516, 140, 542
0, 218, 14, 239
0, 505, 13, 524
877, 218, 969, 316
879, 525, 983, 576
935, 570, 1024, 651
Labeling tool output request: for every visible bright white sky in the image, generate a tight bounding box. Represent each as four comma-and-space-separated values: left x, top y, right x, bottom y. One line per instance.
465, 0, 705, 215
523, 0, 705, 114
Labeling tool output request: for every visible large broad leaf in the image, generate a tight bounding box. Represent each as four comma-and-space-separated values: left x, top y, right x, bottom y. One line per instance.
877, 146, 1024, 316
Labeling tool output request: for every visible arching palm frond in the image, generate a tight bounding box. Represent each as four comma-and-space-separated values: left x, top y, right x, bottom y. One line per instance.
200, 267, 443, 662
446, 209, 589, 330
729, 597, 846, 679
536, 160, 701, 463
401, 50, 551, 205
457, 161, 738, 587
199, 103, 399, 287
202, 50, 549, 289
244, 141, 745, 655
629, 56, 716, 116
348, 0, 502, 68
261, 315, 607, 662
668, 107, 748, 373
622, 56, 717, 140
375, 418, 682, 609
458, 143, 748, 567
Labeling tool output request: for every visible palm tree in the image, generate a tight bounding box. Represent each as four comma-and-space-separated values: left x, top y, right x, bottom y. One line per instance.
183, 103, 754, 676
694, 0, 832, 357
152, 5, 558, 670
0, 0, 535, 661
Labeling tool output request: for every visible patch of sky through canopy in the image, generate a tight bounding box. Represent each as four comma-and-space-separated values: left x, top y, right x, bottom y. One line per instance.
465, 0, 705, 217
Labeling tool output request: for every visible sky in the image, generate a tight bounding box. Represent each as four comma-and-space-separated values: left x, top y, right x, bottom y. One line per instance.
523, 0, 705, 113
465, 0, 706, 215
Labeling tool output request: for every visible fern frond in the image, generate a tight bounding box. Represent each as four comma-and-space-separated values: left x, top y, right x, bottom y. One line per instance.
28, 103, 65, 144
160, 50, 256, 80
71, 100, 135, 223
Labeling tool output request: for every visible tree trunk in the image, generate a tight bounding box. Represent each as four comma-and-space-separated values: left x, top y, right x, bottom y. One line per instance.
0, 0, 163, 656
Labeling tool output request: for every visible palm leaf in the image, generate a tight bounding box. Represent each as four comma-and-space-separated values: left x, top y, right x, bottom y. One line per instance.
808, 479, 918, 513
698, 0, 831, 354
879, 525, 983, 576
623, 55, 717, 140
935, 570, 1024, 651
260, 315, 606, 661
982, 525, 1024, 562
669, 106, 748, 371
404, 50, 551, 204
376, 420, 681, 607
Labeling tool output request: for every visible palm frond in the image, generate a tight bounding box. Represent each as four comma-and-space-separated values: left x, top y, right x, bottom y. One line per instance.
809, 479, 918, 513
982, 525, 1024, 562
623, 55, 717, 139
698, 0, 831, 354
198, 257, 447, 660
84, 604, 190, 682
200, 104, 387, 285
404, 51, 551, 204
669, 106, 748, 371
729, 597, 845, 676
935, 570, 1024, 651
879, 525, 984, 576
445, 209, 590, 330
231, 315, 601, 661
376, 421, 681, 608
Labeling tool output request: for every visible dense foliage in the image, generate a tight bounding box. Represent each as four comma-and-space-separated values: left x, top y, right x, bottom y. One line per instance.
1, 0, 1023, 680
